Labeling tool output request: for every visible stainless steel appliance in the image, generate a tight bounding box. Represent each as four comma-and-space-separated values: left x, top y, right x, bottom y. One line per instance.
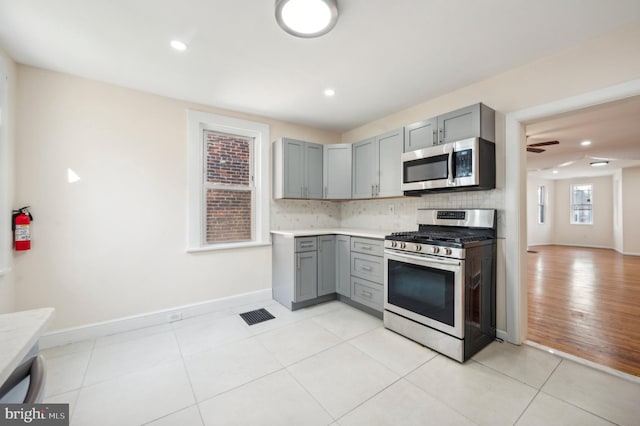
401, 137, 495, 194
383, 209, 496, 362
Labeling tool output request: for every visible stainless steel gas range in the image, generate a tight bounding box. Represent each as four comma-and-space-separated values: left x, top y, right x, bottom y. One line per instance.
383, 209, 497, 362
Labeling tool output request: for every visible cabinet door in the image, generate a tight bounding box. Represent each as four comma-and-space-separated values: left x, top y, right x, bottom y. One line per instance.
336, 235, 351, 297
404, 118, 437, 152
324, 144, 352, 199
317, 235, 336, 296
295, 251, 317, 302
305, 142, 324, 199
376, 129, 403, 198
352, 138, 377, 199
437, 104, 480, 144
282, 138, 304, 198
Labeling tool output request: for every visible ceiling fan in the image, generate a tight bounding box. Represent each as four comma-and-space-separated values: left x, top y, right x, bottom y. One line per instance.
526, 140, 559, 153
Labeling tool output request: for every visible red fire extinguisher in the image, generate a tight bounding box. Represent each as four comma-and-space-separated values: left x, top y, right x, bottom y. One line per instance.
12, 206, 33, 251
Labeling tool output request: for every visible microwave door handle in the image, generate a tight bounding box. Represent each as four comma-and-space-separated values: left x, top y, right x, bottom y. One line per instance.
447, 145, 454, 185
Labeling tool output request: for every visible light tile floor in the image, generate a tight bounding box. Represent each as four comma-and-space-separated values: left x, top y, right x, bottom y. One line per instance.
41, 299, 640, 426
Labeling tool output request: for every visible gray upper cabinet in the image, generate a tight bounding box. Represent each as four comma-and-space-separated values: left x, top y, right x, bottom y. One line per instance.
273, 138, 323, 199
352, 130, 403, 199
404, 117, 437, 152
352, 138, 377, 199
376, 129, 403, 198
404, 103, 496, 152
323, 144, 352, 199
317, 235, 336, 296
305, 143, 324, 199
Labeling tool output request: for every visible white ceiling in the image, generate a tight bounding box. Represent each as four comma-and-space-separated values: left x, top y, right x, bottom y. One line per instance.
0, 1, 639, 132
526, 95, 640, 180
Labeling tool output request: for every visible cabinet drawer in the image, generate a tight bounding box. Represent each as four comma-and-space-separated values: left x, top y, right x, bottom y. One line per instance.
351, 252, 383, 284
351, 237, 383, 257
295, 237, 317, 252
351, 277, 383, 312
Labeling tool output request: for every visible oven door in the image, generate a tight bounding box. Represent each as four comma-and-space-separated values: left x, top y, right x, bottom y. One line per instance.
384, 249, 464, 338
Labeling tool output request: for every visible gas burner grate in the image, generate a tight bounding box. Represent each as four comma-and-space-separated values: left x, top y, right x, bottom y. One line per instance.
239, 308, 275, 326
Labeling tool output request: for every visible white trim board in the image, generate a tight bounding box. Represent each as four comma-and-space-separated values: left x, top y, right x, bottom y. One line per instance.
39, 288, 272, 349
505, 78, 640, 345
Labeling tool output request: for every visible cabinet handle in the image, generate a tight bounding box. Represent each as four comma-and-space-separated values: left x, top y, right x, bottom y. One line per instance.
439, 128, 444, 144
371, 184, 374, 197
297, 255, 300, 270
361, 265, 373, 272
432, 129, 437, 144
300, 243, 313, 248
360, 245, 372, 250
362, 291, 373, 298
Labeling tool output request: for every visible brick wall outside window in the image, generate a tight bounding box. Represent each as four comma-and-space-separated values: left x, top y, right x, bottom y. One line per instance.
206, 189, 252, 243
206, 132, 250, 185
204, 131, 253, 243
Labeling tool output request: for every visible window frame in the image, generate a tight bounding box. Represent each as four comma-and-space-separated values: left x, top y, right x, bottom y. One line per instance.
537, 185, 546, 225
187, 110, 270, 251
570, 183, 593, 225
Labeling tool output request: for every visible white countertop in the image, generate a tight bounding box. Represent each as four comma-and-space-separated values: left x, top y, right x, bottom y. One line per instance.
0, 307, 54, 386
270, 228, 392, 239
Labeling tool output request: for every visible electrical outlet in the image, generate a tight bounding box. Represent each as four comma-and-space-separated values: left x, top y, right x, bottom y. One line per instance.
388, 204, 395, 215
167, 312, 182, 323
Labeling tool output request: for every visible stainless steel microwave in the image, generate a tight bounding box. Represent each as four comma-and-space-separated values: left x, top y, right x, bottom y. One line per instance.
402, 137, 495, 194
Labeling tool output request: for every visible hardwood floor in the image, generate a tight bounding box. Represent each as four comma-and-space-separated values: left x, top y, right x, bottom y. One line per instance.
527, 245, 640, 377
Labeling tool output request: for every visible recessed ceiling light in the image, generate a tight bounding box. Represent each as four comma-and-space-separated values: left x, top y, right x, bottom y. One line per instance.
552, 170, 559, 174
581, 140, 591, 146
324, 88, 335, 97
170, 40, 187, 51
275, 0, 339, 38
590, 161, 609, 167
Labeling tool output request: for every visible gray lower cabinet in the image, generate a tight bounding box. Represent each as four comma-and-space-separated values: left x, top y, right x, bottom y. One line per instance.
295, 250, 317, 302
323, 144, 352, 199
272, 234, 383, 313
404, 103, 496, 151
318, 235, 336, 296
349, 237, 384, 312
273, 137, 323, 199
336, 235, 351, 296
352, 129, 403, 199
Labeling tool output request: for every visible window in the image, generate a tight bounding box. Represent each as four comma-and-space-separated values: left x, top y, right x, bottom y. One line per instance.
537, 185, 546, 224
188, 110, 270, 251
570, 184, 593, 225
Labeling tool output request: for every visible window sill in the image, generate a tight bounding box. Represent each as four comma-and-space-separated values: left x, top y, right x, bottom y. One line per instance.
186, 241, 272, 253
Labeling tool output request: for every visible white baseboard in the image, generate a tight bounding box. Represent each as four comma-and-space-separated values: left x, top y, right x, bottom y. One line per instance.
39, 288, 272, 349
496, 329, 508, 341
551, 243, 613, 250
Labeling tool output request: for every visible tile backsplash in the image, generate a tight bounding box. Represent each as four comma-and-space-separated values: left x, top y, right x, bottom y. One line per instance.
272, 189, 505, 237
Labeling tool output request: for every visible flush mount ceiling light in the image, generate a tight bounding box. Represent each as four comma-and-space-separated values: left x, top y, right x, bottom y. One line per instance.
170, 40, 187, 51
275, 0, 339, 38
590, 161, 609, 167
324, 88, 335, 97
581, 140, 592, 146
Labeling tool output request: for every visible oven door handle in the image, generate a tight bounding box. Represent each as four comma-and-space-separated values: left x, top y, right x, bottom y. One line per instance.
385, 250, 461, 267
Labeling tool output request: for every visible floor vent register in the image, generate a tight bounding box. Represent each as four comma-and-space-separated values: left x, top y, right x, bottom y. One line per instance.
239, 308, 275, 326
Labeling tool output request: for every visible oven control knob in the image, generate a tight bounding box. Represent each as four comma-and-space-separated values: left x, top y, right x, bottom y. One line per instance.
444, 248, 452, 255
391, 241, 397, 248
400, 242, 406, 249
431, 246, 440, 254
415, 244, 422, 251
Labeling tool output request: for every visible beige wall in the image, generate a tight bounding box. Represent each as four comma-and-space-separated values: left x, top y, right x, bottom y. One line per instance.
622, 166, 640, 254
552, 176, 614, 248
342, 23, 640, 144
0, 47, 16, 314
14, 66, 340, 330
526, 177, 555, 246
